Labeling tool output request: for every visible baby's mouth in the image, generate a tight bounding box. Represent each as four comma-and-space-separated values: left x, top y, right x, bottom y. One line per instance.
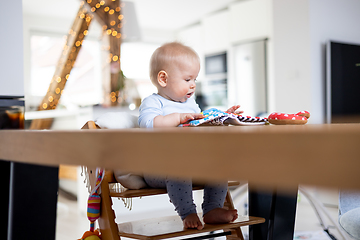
187, 93, 193, 98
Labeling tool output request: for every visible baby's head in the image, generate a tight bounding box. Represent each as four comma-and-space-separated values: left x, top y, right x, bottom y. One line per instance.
149, 42, 200, 102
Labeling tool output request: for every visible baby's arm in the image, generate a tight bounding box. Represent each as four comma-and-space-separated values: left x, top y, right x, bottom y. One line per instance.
153, 113, 204, 127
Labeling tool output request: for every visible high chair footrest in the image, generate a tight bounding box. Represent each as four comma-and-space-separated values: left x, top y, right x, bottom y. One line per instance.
117, 214, 265, 240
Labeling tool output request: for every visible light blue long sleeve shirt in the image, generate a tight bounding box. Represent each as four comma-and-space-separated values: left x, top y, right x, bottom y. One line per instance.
138, 93, 201, 128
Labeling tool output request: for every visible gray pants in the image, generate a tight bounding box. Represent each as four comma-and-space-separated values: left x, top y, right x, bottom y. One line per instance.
144, 175, 228, 220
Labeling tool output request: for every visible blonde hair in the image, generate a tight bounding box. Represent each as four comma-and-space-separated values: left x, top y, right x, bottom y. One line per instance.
149, 42, 200, 85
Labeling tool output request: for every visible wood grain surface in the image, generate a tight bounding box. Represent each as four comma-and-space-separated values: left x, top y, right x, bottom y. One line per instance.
1, 123, 360, 191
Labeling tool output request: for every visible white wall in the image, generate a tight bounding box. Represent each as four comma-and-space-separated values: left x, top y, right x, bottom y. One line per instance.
229, 0, 271, 44
272, 0, 312, 118
0, 0, 24, 96
308, 0, 360, 124
272, 0, 360, 124
202, 9, 231, 54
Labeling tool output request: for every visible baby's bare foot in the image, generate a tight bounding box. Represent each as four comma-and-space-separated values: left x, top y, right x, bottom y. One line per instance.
203, 208, 238, 224
183, 213, 204, 230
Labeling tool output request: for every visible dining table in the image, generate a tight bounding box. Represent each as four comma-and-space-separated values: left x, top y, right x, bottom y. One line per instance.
1, 123, 360, 239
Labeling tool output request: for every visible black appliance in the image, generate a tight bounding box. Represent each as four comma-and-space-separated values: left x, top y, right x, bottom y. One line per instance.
202, 52, 228, 109
326, 40, 360, 123
1, 96, 59, 240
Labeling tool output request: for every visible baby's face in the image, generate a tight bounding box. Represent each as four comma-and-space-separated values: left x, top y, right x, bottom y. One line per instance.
162, 58, 200, 103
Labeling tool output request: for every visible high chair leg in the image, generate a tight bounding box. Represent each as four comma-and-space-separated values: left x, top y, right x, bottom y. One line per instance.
224, 189, 244, 240
98, 172, 120, 240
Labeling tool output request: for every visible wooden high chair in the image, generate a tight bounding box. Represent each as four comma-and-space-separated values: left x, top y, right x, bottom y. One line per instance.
82, 121, 265, 240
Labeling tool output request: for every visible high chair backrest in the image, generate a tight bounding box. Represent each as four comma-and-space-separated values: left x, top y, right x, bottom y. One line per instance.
81, 121, 101, 193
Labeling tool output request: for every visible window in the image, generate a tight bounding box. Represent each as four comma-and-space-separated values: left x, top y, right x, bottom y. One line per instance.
30, 34, 102, 108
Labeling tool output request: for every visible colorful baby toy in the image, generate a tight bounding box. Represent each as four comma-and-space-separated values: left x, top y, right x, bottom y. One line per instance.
79, 169, 104, 240
268, 111, 310, 125
182, 108, 268, 127
181, 108, 310, 126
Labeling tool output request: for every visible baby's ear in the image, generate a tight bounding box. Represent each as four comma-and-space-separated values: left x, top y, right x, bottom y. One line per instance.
157, 70, 167, 87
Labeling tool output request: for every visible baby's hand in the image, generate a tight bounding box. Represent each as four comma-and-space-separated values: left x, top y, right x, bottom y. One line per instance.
179, 113, 204, 124
226, 105, 244, 114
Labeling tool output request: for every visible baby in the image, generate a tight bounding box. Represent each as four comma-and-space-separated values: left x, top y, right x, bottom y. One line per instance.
138, 42, 241, 230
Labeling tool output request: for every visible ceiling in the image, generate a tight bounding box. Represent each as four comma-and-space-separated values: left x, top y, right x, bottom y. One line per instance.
22, 0, 240, 32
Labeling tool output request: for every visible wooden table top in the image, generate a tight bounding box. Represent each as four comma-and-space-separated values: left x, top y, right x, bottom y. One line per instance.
1, 123, 360, 191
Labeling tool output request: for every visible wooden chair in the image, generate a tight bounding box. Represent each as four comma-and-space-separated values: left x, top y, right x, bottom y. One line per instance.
82, 120, 265, 240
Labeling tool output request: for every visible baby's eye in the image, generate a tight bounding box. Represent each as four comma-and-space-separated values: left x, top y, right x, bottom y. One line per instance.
185, 79, 191, 82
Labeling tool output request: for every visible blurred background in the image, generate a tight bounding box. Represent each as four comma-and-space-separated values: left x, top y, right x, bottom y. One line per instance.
15, 0, 360, 239
21, 0, 360, 127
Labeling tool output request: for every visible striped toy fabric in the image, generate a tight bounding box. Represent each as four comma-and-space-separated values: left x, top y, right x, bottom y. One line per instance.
87, 194, 101, 232
181, 108, 268, 127
87, 169, 104, 232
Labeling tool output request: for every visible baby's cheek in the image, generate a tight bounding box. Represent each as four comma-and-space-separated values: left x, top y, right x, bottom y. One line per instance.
182, 87, 190, 94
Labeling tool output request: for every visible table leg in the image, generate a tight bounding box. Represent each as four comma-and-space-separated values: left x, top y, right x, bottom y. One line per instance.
248, 186, 298, 240
6, 161, 59, 239
1, 160, 11, 239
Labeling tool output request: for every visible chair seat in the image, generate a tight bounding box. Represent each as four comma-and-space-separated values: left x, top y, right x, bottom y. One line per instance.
118, 214, 265, 240
110, 181, 240, 198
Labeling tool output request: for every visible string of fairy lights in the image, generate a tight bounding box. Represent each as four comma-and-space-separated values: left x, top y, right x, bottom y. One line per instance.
82, 0, 123, 105
40, 0, 123, 110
